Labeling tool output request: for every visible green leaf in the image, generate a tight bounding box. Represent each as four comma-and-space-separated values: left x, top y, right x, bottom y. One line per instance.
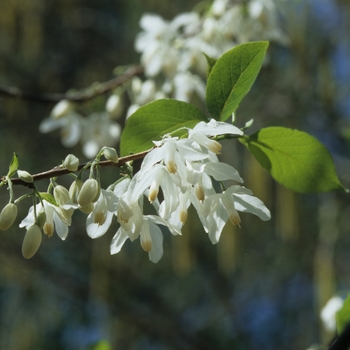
241, 127, 345, 193
7, 153, 19, 178
203, 53, 217, 76
206, 41, 268, 121
39, 192, 58, 206
336, 295, 350, 334
89, 340, 112, 350
120, 99, 208, 156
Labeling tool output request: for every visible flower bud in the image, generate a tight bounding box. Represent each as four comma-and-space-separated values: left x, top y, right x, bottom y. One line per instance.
17, 170, 34, 183
35, 211, 47, 229
79, 203, 94, 214
106, 94, 123, 118
77, 179, 99, 207
63, 154, 79, 171
69, 179, 83, 203
54, 185, 71, 206
22, 224, 42, 259
0, 203, 18, 230
51, 100, 73, 119
103, 147, 119, 163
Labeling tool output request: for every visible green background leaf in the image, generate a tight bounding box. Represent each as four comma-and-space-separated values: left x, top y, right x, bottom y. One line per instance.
336, 295, 350, 334
120, 99, 208, 156
206, 41, 268, 122
241, 127, 345, 193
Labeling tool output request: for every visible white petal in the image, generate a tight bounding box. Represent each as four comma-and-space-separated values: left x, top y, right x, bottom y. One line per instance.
193, 119, 243, 136
205, 195, 228, 244
53, 212, 69, 240
39, 118, 66, 133
233, 193, 271, 221
204, 162, 243, 183
110, 228, 129, 254
148, 221, 163, 263
87, 211, 113, 239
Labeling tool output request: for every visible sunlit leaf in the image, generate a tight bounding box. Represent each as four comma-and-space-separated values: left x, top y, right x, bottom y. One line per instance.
7, 153, 19, 178
241, 127, 345, 193
120, 99, 208, 156
206, 41, 268, 121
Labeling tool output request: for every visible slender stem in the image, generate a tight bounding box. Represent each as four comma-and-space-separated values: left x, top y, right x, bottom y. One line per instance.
0, 149, 152, 188
0, 65, 144, 103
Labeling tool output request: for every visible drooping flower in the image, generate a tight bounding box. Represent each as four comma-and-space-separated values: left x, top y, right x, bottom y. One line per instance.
194, 185, 271, 244
20, 200, 73, 241
86, 189, 118, 239
110, 214, 180, 263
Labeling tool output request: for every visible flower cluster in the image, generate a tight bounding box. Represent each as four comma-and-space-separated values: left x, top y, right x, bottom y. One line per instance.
130, 0, 288, 109
13, 120, 270, 263
39, 0, 287, 154
39, 100, 122, 158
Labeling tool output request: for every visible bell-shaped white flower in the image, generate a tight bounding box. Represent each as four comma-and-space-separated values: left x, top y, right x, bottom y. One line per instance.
39, 111, 83, 148
81, 113, 121, 158
194, 185, 271, 244
86, 189, 118, 239
20, 201, 71, 241
111, 214, 179, 263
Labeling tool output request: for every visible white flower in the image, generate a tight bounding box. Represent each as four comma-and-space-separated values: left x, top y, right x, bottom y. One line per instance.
173, 72, 206, 102
86, 189, 118, 239
50, 100, 74, 119
194, 185, 271, 244
321, 296, 344, 332
111, 214, 179, 263
81, 113, 121, 158
105, 94, 123, 119
39, 111, 83, 148
20, 201, 71, 241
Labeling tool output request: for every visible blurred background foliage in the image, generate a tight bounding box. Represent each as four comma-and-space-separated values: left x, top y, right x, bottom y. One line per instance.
1, 0, 350, 349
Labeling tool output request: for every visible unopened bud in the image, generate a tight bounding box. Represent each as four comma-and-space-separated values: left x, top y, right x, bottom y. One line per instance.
103, 147, 119, 163
17, 170, 34, 183
35, 211, 47, 229
79, 202, 94, 214
106, 94, 123, 117
63, 154, 79, 171
54, 185, 71, 206
51, 100, 73, 119
22, 224, 42, 259
69, 179, 83, 203
78, 179, 99, 207
0, 203, 18, 230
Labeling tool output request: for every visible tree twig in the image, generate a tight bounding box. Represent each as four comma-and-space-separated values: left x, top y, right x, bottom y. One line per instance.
0, 65, 144, 103
0, 149, 151, 188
